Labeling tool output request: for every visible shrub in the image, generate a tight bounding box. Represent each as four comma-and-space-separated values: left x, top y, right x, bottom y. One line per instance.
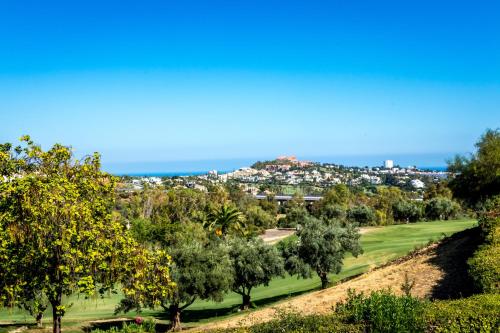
334, 289, 426, 333
468, 244, 500, 293
424, 197, 460, 220
424, 293, 500, 333
278, 206, 308, 228
91, 320, 156, 333
392, 200, 422, 222
347, 205, 376, 226
214, 310, 362, 333
467, 212, 500, 293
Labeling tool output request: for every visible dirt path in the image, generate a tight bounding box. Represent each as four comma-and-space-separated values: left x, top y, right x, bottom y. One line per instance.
190, 230, 474, 332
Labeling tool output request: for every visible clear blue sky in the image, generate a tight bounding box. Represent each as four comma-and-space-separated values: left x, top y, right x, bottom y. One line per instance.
1, 0, 499, 171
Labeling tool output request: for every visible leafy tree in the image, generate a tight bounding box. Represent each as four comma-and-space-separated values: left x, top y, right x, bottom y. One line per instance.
204, 204, 245, 237
347, 205, 377, 226
280, 217, 362, 289
0, 137, 161, 333
321, 184, 351, 207
423, 182, 453, 200
392, 200, 422, 223
424, 197, 460, 220
118, 241, 232, 331
279, 194, 308, 228
244, 205, 276, 230
448, 129, 500, 205
258, 194, 279, 216
318, 203, 347, 220
228, 237, 284, 309
372, 187, 404, 225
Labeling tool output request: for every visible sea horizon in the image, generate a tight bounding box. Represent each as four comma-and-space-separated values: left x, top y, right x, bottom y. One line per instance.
110, 165, 449, 177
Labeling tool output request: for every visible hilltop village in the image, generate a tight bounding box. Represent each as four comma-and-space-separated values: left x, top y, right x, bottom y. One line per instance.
120, 156, 447, 196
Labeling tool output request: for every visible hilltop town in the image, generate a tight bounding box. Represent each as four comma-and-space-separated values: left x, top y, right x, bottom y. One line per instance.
120, 155, 447, 196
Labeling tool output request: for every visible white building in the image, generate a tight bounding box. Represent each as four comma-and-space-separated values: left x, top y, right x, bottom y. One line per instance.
410, 179, 425, 189
384, 160, 394, 169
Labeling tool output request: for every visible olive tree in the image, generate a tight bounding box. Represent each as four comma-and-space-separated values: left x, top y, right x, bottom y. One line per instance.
280, 217, 362, 289
118, 240, 233, 331
228, 237, 284, 309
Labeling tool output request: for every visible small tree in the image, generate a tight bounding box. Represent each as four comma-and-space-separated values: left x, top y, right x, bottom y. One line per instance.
118, 240, 233, 331
0, 137, 154, 333
392, 200, 422, 223
280, 217, 362, 289
448, 129, 500, 205
425, 197, 460, 220
347, 205, 376, 226
228, 237, 284, 309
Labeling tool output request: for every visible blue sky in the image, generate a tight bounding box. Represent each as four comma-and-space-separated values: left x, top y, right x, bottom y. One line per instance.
1, 0, 499, 171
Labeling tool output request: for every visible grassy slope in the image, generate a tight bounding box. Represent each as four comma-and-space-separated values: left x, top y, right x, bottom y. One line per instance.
0, 219, 476, 329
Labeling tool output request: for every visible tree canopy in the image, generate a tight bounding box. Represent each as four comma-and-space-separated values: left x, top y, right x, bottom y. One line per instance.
0, 137, 171, 333
280, 217, 362, 289
448, 128, 500, 205
228, 237, 285, 309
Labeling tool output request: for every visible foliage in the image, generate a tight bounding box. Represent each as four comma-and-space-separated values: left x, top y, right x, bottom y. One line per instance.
205, 204, 245, 238
424, 197, 460, 220
392, 200, 422, 222
334, 289, 426, 333
278, 194, 308, 228
243, 205, 276, 231
448, 128, 500, 205
91, 320, 156, 333
467, 205, 500, 294
0, 137, 160, 333
213, 293, 500, 333
423, 293, 500, 333
213, 310, 362, 333
347, 205, 376, 226
280, 217, 362, 289
118, 247, 174, 313
118, 240, 232, 331
228, 237, 284, 309
423, 182, 453, 200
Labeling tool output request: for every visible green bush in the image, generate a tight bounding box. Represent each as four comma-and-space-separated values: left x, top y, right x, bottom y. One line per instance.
424, 197, 461, 221
347, 205, 377, 226
334, 289, 426, 333
424, 293, 500, 333
214, 310, 361, 333
468, 244, 500, 293
468, 213, 500, 293
91, 320, 156, 333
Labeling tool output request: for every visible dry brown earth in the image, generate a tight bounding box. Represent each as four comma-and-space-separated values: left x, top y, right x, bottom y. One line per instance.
190, 229, 477, 332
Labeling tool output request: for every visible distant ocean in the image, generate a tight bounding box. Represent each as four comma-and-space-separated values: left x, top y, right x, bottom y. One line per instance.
104, 153, 454, 176
109, 165, 448, 177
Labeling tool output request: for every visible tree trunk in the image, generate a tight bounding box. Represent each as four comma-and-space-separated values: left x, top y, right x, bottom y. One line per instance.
36, 312, 43, 328
50, 293, 62, 333
241, 294, 251, 310
52, 306, 61, 333
319, 272, 329, 289
169, 305, 182, 332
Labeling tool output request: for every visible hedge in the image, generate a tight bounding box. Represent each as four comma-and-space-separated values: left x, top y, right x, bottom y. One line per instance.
467, 213, 500, 293
424, 293, 500, 333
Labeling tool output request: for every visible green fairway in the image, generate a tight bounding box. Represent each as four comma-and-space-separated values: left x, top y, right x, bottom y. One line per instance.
0, 219, 476, 330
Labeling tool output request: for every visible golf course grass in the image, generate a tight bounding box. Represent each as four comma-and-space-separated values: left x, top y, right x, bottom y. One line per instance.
0, 219, 477, 331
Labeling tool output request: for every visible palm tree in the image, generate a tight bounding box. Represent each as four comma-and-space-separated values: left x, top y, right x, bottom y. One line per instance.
204, 204, 244, 237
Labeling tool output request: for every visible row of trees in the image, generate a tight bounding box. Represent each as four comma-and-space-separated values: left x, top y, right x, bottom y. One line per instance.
0, 137, 363, 332
278, 183, 462, 228
119, 205, 362, 330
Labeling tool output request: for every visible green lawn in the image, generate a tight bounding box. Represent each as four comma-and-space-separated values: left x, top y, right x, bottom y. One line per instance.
0, 219, 476, 330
